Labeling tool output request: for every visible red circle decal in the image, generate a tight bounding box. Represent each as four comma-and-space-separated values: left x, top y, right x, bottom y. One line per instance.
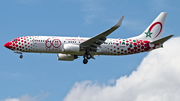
149, 22, 162, 39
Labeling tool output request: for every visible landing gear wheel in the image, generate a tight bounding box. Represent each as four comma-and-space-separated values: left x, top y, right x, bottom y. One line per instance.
83, 59, 88, 64
86, 54, 91, 59
85, 50, 91, 59
20, 54, 23, 59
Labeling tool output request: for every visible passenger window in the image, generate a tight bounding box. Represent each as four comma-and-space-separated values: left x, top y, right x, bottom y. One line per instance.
13, 39, 18, 41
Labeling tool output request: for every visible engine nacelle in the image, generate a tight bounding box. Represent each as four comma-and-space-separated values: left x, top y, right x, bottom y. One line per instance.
57, 53, 77, 61
63, 44, 80, 52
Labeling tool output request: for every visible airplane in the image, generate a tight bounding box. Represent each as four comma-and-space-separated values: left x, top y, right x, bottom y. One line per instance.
4, 12, 173, 64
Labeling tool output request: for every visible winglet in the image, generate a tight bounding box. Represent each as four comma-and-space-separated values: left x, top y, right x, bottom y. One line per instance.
150, 35, 174, 44
115, 15, 124, 27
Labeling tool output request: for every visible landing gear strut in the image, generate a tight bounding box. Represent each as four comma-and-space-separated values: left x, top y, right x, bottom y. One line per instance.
20, 54, 23, 59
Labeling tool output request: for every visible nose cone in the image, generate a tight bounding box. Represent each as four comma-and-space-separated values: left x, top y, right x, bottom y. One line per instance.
4, 42, 12, 49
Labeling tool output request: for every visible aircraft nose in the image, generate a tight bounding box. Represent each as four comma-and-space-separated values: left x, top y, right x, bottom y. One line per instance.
4, 42, 12, 49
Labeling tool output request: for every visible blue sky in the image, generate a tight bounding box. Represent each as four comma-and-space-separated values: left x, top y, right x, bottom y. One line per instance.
1, 0, 180, 101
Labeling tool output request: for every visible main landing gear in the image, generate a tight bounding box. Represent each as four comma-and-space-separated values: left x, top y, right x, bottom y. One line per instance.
83, 51, 92, 64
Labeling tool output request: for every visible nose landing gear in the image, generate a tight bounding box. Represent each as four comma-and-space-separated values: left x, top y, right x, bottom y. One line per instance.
14, 50, 23, 59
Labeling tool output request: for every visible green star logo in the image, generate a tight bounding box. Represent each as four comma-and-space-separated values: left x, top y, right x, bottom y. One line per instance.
145, 30, 153, 38
129, 44, 133, 48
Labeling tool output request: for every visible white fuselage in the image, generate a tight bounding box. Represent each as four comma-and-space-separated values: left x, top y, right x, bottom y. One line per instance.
7, 36, 162, 56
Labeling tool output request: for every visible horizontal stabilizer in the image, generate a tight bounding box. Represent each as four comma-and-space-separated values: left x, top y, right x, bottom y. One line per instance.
150, 35, 174, 44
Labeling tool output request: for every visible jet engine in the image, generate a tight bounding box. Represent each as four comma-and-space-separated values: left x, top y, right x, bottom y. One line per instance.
63, 44, 80, 52
57, 53, 78, 61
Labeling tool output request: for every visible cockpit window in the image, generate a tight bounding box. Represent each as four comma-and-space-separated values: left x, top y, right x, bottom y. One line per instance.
12, 39, 18, 41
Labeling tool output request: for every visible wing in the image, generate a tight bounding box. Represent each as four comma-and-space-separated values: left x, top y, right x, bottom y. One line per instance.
80, 15, 124, 51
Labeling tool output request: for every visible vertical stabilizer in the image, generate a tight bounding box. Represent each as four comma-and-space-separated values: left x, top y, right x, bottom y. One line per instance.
131, 12, 168, 41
